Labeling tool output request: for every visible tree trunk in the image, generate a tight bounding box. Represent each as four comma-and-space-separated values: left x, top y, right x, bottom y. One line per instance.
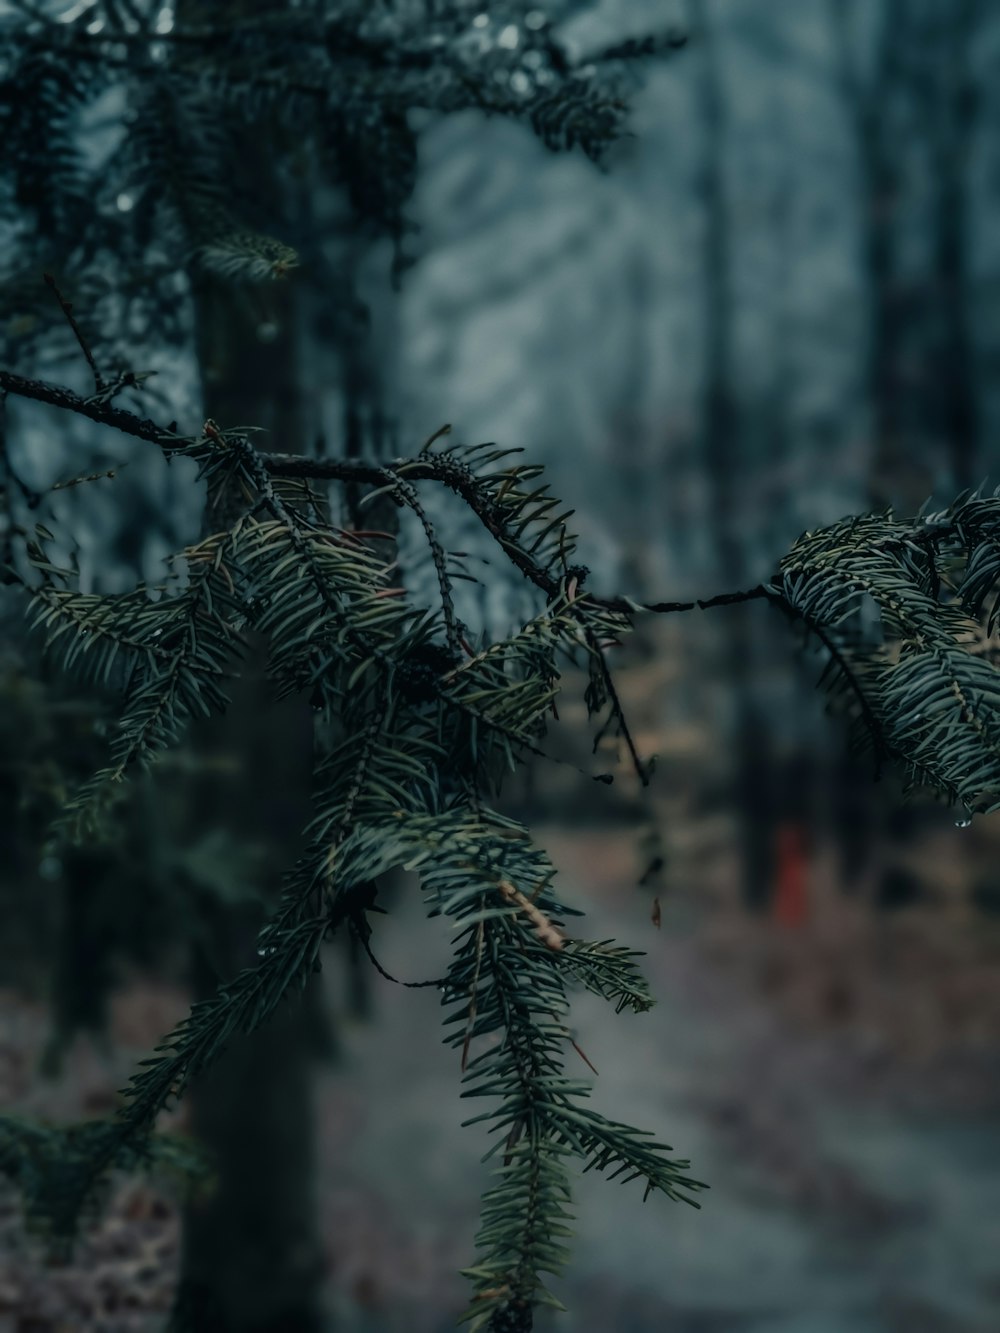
173, 918, 325, 1333
827, 0, 911, 893
690, 0, 776, 910
928, 0, 979, 494
169, 268, 327, 1331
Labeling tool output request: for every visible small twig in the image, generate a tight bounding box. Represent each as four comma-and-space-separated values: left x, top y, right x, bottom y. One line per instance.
420, 422, 451, 453
568, 1032, 599, 1076
632, 586, 770, 614
354, 927, 448, 990
382, 465, 460, 654
461, 907, 486, 1074
43, 274, 104, 393
498, 878, 564, 951
587, 629, 650, 786
50, 464, 127, 491
84, 369, 157, 410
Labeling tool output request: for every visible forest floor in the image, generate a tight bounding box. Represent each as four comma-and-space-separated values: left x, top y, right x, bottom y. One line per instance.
309, 821, 1000, 1333
3, 818, 1000, 1333
4, 632, 1000, 1331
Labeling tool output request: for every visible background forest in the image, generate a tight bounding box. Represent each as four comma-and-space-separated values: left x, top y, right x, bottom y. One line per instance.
2, 0, 1000, 1331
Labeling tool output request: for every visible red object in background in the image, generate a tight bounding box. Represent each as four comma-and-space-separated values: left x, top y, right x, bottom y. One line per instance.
774, 823, 808, 926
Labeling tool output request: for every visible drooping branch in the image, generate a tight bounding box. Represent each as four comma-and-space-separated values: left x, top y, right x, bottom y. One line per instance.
7, 359, 949, 802
0, 368, 771, 619
1, 360, 923, 792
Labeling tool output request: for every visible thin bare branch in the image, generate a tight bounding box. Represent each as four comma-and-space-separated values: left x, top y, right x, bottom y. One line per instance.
43, 274, 105, 393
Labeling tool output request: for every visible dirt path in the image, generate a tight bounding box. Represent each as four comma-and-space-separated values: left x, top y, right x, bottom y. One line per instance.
316, 826, 1000, 1332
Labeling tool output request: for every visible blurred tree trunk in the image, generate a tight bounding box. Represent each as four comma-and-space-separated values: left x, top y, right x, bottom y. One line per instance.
834, 0, 980, 498
759, 244, 824, 912
168, 3, 328, 1320
926, 0, 980, 494
332, 235, 401, 1021
828, 0, 912, 891
836, 0, 980, 505
832, 0, 911, 512
828, 0, 980, 891
170, 269, 328, 1333
691, 0, 738, 589
690, 0, 776, 910
610, 247, 654, 581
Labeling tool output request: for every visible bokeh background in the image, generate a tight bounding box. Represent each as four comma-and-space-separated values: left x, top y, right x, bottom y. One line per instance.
3, 1, 1000, 1330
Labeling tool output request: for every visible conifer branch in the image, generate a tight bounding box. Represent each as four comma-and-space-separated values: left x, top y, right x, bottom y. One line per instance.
0, 369, 772, 623
6, 349, 1000, 1327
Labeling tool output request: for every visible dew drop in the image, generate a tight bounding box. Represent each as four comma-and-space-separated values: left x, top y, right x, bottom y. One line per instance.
955, 815, 972, 829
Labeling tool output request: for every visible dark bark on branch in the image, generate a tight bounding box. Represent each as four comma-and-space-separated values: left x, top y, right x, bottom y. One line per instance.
0, 367, 769, 620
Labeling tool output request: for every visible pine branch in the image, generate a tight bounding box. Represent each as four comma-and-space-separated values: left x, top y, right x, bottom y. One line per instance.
0, 368, 767, 618
772, 502, 1000, 816
27, 527, 246, 840
8, 352, 1000, 1329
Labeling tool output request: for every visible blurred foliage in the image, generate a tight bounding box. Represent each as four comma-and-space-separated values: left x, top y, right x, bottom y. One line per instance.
0, 639, 265, 1059
0, 1112, 210, 1254
0, 0, 686, 374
